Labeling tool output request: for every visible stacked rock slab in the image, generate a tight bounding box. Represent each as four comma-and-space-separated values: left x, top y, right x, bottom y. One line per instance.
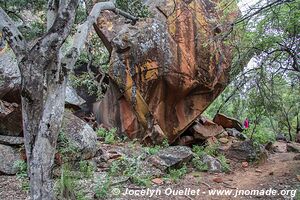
95, 0, 239, 144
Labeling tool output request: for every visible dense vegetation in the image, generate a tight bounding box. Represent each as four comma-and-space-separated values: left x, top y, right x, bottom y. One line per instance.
205, 0, 299, 143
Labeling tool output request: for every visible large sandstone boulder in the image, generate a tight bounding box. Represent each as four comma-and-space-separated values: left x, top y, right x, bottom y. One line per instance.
213, 113, 244, 132
60, 111, 99, 161
226, 140, 257, 161
190, 117, 225, 140
95, 0, 239, 144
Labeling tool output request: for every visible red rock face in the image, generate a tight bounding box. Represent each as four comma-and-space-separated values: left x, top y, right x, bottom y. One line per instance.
95, 0, 239, 144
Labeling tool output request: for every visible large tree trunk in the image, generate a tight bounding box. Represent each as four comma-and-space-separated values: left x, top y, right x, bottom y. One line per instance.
20, 55, 67, 199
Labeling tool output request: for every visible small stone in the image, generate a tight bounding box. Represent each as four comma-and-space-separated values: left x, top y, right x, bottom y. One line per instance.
218, 137, 229, 144
293, 154, 300, 160
217, 131, 228, 138
255, 169, 263, 173
242, 162, 248, 168
190, 172, 202, 177
207, 137, 218, 145
287, 143, 300, 153
201, 154, 222, 173
297, 175, 300, 182
213, 177, 223, 183
152, 178, 164, 185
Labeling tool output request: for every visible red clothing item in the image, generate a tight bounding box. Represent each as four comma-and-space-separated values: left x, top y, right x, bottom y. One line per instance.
244, 118, 249, 129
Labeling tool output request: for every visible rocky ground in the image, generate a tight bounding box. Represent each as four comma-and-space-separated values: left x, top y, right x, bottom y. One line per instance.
1, 141, 300, 200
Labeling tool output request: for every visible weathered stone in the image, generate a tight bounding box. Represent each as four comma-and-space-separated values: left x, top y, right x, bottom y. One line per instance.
0, 135, 23, 145
190, 120, 225, 140
217, 131, 228, 139
61, 111, 98, 161
201, 154, 222, 173
287, 143, 300, 153
0, 100, 22, 136
272, 141, 287, 153
0, 49, 21, 103
218, 137, 229, 144
276, 133, 288, 141
95, 0, 239, 144
226, 128, 247, 140
0, 49, 86, 107
147, 146, 193, 171
226, 140, 257, 161
293, 154, 300, 160
177, 135, 195, 146
214, 114, 244, 132
0, 144, 21, 174
65, 83, 86, 108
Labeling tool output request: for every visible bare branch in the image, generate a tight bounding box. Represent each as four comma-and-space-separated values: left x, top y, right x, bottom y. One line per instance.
37, 0, 79, 58
62, 1, 137, 70
47, 0, 59, 31
0, 8, 27, 62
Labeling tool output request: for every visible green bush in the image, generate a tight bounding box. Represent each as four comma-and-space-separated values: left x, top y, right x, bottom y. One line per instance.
96, 127, 118, 144
165, 165, 188, 183
14, 160, 29, 191
116, 0, 151, 18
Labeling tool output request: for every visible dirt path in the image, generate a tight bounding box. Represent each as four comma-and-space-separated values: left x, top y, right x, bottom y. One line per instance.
122, 142, 300, 200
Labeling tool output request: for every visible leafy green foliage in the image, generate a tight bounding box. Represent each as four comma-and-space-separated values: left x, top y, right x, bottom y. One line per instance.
57, 131, 79, 158
207, 0, 299, 145
192, 144, 231, 172
96, 127, 118, 144
56, 162, 95, 200
79, 160, 95, 178
144, 145, 161, 155
192, 158, 208, 172
116, 0, 151, 18
108, 155, 152, 187
164, 165, 188, 183
94, 176, 111, 199
143, 138, 169, 155
14, 160, 29, 191
217, 155, 230, 173
69, 72, 100, 97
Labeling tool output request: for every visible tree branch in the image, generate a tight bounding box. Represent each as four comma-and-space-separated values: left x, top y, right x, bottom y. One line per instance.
61, 1, 137, 70
0, 8, 27, 62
